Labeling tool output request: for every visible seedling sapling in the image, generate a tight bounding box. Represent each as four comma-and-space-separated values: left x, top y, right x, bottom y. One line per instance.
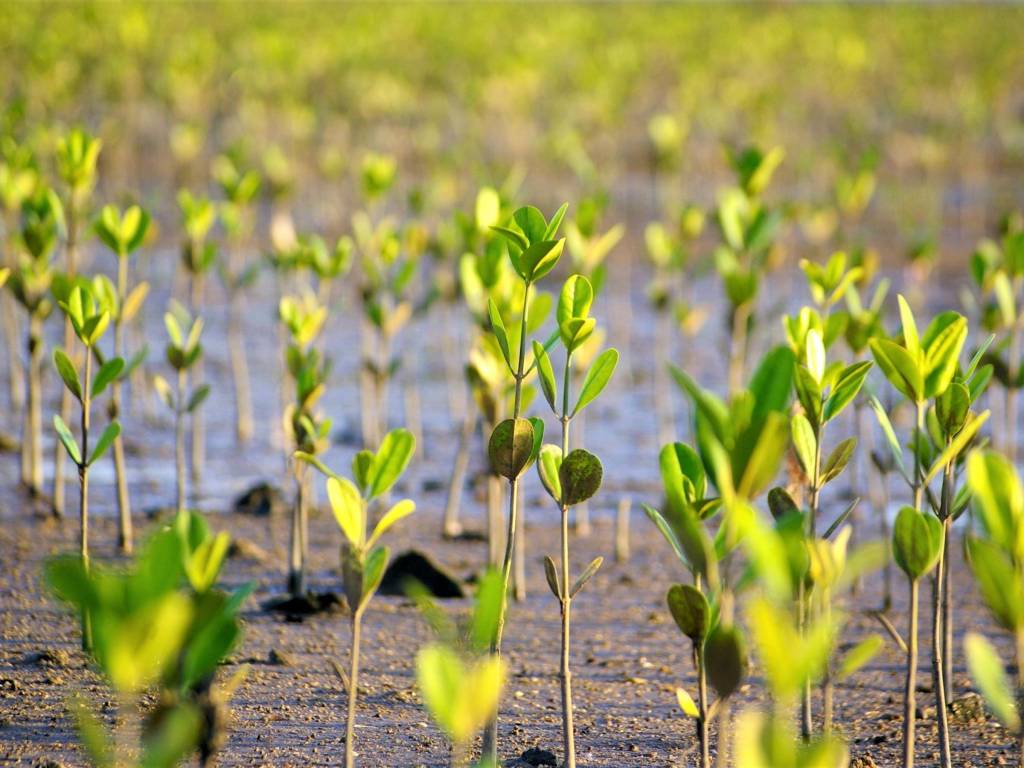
153, 303, 208, 515
178, 190, 218, 479
533, 273, 617, 767
52, 283, 123, 649
299, 427, 416, 768
280, 291, 331, 598
94, 203, 150, 553
53, 128, 101, 518
7, 185, 61, 495
483, 202, 567, 763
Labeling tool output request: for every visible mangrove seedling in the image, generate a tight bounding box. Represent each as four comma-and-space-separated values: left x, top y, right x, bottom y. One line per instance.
213, 152, 261, 443
7, 184, 61, 496
178, 190, 218, 479
280, 291, 331, 598
414, 570, 506, 768
483, 202, 566, 763
53, 283, 122, 647
964, 450, 1024, 765
892, 505, 943, 768
53, 128, 101, 518
153, 303, 208, 515
533, 273, 617, 767
299, 427, 416, 768
94, 202, 150, 553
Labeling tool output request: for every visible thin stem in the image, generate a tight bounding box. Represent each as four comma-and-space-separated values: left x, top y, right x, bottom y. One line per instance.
345, 608, 363, 768
558, 351, 576, 768
54, 200, 80, 518
485, 280, 532, 765
696, 642, 710, 768
113, 254, 132, 553
190, 273, 206, 482
727, 300, 751, 395
912, 401, 925, 511
176, 368, 187, 515
228, 289, 253, 443
822, 591, 834, 734
80, 346, 92, 651
931, 516, 952, 768
289, 461, 306, 598
904, 578, 920, 768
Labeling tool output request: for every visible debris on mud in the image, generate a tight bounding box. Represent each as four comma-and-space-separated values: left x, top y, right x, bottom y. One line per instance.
233, 482, 286, 517
378, 549, 464, 598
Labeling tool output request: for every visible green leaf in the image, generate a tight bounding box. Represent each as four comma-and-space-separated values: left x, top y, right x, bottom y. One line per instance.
559, 449, 603, 506
737, 411, 789, 498
543, 555, 562, 599
573, 348, 618, 416
327, 476, 365, 547
967, 450, 1024, 554
533, 340, 557, 412
360, 545, 389, 606
925, 410, 989, 486
368, 428, 416, 499
91, 357, 124, 399
569, 556, 602, 597
820, 437, 857, 485
490, 225, 528, 251
805, 329, 825, 384
488, 418, 535, 480
966, 537, 1024, 632
537, 444, 563, 504
469, 569, 505, 652
892, 506, 942, 581
705, 624, 746, 700
824, 360, 872, 422
922, 313, 968, 398
513, 205, 547, 243
89, 421, 121, 465
53, 414, 81, 465
676, 688, 700, 719
186, 384, 210, 413
487, 299, 513, 373
367, 499, 415, 549
140, 703, 201, 768
870, 337, 923, 402
666, 583, 710, 642
965, 632, 1020, 731
53, 349, 81, 400
791, 413, 817, 478
897, 294, 920, 360
517, 239, 564, 283
543, 202, 569, 240
557, 274, 593, 327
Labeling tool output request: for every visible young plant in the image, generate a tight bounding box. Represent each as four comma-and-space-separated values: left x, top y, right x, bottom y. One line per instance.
891, 505, 943, 768
713, 145, 785, 393
178, 190, 218, 480
52, 283, 122, 648
533, 274, 617, 768
53, 128, 101, 518
413, 569, 506, 768
483, 202, 566, 763
94, 203, 150, 554
153, 304, 208, 514
45, 510, 249, 767
647, 345, 795, 768
299, 428, 416, 768
213, 152, 261, 443
280, 291, 331, 598
7, 185, 61, 496
964, 450, 1024, 765
870, 295, 987, 767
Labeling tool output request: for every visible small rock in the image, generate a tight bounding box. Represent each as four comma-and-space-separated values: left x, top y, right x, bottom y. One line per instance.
851, 756, 879, 768
31, 648, 71, 668
950, 692, 988, 726
509, 747, 557, 767
233, 482, 286, 517
379, 550, 465, 598
268, 649, 295, 667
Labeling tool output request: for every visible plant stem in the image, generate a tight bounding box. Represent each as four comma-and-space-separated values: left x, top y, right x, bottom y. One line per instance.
822, 592, 834, 734
696, 641, 710, 768
80, 347, 92, 650
190, 273, 205, 483
54, 200, 80, 518
904, 578, 919, 768
442, 405, 473, 538
25, 314, 43, 494
881, 473, 893, 611
931, 464, 953, 768
1015, 629, 1024, 768
802, 426, 823, 739
484, 280, 531, 765
113, 254, 132, 553
228, 289, 253, 444
176, 368, 187, 515
289, 460, 306, 598
912, 401, 924, 510
345, 608, 363, 768
727, 300, 751, 396
558, 351, 576, 768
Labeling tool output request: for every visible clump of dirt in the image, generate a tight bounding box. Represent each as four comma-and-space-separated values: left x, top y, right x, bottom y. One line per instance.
950, 692, 988, 726
379, 549, 465, 598
232, 482, 286, 517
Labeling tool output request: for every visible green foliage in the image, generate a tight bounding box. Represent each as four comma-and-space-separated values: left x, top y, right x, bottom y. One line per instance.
891, 506, 942, 582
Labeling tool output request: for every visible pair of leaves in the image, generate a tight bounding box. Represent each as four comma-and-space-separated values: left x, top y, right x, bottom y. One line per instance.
535, 445, 603, 507
326, 476, 416, 552
543, 555, 602, 601
341, 544, 390, 613
54, 415, 120, 468
353, 428, 417, 499
416, 644, 505, 747
534, 344, 618, 418
94, 204, 150, 256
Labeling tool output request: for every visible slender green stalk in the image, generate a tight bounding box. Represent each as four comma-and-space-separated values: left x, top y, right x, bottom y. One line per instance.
176, 367, 187, 514
79, 348, 92, 650
228, 289, 252, 443
822, 593, 834, 733
25, 315, 43, 494
931, 463, 953, 768
484, 281, 531, 764
727, 301, 751, 395
904, 578, 920, 768
289, 461, 306, 597
912, 401, 925, 510
802, 418, 823, 739
54, 201, 80, 518
696, 641, 710, 768
558, 352, 576, 768
346, 607, 363, 768
112, 254, 132, 553
190, 273, 205, 482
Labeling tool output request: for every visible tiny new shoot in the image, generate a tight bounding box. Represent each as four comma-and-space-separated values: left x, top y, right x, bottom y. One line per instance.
299, 427, 416, 768
533, 273, 617, 768
94, 202, 150, 553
